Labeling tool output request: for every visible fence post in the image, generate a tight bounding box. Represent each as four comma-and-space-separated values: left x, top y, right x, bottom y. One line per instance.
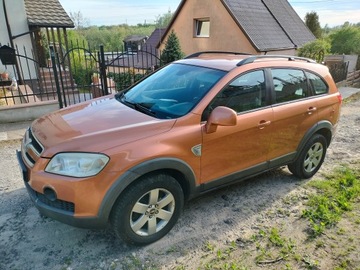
99, 45, 109, 95
50, 46, 63, 109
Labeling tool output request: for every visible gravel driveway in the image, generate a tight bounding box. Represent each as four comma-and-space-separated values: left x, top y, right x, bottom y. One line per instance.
1, 92, 359, 270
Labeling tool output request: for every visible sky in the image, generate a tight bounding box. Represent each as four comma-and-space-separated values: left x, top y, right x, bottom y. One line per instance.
58, 0, 360, 27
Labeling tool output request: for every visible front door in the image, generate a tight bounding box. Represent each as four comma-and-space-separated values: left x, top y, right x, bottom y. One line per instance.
200, 70, 273, 187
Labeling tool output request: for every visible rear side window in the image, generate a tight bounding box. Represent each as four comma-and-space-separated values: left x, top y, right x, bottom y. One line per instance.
271, 69, 309, 103
306, 71, 328, 95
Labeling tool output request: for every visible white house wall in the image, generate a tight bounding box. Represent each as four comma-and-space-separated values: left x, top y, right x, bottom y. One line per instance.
0, 0, 10, 45
0, 0, 35, 80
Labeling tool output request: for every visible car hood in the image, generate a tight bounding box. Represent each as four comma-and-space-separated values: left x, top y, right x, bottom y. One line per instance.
32, 96, 176, 157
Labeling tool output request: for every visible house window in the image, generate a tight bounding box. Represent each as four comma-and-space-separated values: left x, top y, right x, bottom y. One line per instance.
195, 19, 210, 37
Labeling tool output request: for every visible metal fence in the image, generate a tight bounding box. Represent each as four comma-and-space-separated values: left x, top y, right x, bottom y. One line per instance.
0, 43, 162, 108
327, 61, 349, 83
3, 45, 357, 108
0, 44, 55, 106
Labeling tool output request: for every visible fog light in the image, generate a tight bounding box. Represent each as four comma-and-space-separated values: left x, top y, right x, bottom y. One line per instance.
43, 187, 57, 202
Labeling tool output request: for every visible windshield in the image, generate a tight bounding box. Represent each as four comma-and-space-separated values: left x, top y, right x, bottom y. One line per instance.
117, 63, 226, 119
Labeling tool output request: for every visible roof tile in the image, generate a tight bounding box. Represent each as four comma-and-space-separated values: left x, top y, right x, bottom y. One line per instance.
262, 0, 315, 46
221, 0, 315, 51
24, 0, 74, 28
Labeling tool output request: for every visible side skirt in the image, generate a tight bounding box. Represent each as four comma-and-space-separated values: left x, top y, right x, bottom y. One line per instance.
195, 152, 296, 197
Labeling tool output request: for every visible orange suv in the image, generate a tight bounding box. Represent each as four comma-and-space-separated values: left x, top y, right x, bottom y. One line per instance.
17, 52, 342, 245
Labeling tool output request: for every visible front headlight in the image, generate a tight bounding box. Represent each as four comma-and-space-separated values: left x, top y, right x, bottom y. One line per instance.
45, 153, 109, 177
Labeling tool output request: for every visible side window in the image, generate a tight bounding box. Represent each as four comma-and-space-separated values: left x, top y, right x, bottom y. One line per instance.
206, 70, 266, 115
272, 69, 309, 103
306, 71, 328, 95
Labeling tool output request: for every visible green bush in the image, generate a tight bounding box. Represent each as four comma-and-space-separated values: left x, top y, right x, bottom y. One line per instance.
68, 49, 97, 86
297, 39, 331, 62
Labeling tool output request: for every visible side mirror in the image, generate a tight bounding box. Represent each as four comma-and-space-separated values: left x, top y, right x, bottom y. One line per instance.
205, 106, 237, 133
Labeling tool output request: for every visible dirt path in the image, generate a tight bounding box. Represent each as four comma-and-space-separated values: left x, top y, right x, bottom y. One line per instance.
0, 94, 359, 270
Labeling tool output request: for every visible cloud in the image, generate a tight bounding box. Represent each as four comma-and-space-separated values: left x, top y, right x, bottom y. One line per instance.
318, 9, 360, 26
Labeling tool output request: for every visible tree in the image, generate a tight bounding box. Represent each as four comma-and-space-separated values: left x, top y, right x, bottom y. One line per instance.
330, 25, 360, 54
305, 11, 322, 38
69, 11, 90, 29
155, 10, 173, 28
160, 30, 184, 65
297, 39, 331, 62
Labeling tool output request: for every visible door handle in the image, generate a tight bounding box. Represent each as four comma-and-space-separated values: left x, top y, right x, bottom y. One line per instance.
307, 107, 317, 115
258, 120, 271, 129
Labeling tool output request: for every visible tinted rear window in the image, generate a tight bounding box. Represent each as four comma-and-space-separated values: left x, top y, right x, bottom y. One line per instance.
305, 71, 328, 95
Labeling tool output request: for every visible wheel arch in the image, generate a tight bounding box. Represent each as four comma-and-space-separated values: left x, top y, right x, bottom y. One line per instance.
295, 120, 333, 161
97, 158, 197, 222
315, 126, 332, 147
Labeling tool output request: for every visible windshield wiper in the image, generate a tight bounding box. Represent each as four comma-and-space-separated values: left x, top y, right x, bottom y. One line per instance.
118, 93, 156, 117
134, 102, 157, 117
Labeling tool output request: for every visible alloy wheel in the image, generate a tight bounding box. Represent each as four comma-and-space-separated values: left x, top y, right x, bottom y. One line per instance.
130, 188, 175, 236
303, 142, 324, 173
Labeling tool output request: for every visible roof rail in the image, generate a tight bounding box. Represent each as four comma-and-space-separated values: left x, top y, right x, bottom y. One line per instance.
185, 51, 252, 59
237, 55, 316, 66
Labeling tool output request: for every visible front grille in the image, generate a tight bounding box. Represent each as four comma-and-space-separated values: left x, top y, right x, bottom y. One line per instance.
25, 182, 75, 213
21, 128, 44, 167
28, 129, 43, 153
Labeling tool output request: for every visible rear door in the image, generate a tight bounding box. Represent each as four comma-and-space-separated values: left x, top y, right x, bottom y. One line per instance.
267, 68, 319, 166
305, 71, 341, 126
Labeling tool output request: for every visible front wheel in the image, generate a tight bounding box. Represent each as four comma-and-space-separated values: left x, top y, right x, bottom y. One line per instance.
110, 174, 184, 245
288, 134, 327, 179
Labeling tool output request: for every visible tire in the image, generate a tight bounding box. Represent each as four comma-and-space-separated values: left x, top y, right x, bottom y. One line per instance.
110, 173, 184, 245
288, 134, 327, 179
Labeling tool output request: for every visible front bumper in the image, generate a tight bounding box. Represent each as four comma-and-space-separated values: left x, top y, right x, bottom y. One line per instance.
16, 150, 108, 229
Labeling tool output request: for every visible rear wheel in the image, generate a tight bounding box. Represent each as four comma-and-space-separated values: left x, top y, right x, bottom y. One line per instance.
110, 173, 184, 245
288, 134, 327, 179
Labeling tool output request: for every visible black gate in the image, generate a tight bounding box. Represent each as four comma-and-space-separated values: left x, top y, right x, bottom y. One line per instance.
50, 44, 108, 108
0, 44, 57, 106
51, 45, 161, 108
1, 43, 161, 108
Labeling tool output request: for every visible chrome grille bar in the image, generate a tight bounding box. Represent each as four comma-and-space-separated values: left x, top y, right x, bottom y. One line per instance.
21, 128, 44, 167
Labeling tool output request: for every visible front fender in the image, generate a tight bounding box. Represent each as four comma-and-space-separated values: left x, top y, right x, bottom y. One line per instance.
97, 158, 197, 221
